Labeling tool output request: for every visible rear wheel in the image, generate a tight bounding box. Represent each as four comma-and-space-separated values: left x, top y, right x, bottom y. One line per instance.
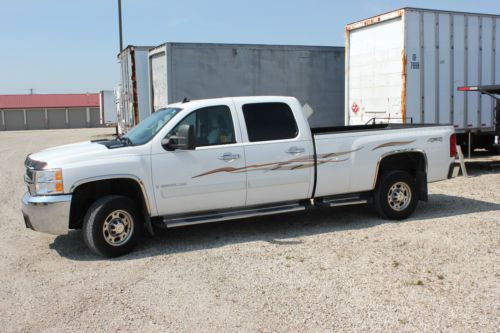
373, 171, 418, 220
83, 195, 143, 257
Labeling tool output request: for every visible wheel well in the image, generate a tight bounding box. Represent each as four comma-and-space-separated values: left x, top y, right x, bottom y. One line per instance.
69, 178, 148, 229
375, 152, 428, 201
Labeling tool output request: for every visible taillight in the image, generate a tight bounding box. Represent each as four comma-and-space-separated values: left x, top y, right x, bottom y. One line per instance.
450, 133, 457, 157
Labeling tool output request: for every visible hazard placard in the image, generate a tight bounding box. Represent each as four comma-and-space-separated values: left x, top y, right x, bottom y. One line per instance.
351, 102, 359, 113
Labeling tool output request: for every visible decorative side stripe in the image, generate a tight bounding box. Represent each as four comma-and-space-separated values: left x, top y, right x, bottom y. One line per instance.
371, 140, 416, 151
192, 147, 363, 178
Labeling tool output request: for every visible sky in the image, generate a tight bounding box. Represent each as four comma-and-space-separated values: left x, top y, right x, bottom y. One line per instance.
0, 0, 499, 94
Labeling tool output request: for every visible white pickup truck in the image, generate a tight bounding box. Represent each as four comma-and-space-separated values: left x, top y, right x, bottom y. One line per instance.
22, 97, 460, 257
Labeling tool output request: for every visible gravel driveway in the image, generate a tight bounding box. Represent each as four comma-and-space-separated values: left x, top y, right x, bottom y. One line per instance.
0, 129, 498, 332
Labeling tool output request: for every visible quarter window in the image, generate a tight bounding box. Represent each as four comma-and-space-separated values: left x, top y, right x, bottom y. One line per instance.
242, 102, 298, 142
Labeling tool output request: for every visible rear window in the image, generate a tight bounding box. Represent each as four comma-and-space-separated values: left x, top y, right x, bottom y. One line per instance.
242, 102, 298, 142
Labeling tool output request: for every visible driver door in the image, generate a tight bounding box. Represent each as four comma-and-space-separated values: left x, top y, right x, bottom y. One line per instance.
151, 104, 247, 216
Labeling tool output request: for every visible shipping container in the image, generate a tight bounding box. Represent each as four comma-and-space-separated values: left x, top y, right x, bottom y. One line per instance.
346, 8, 500, 149
117, 45, 152, 129
148, 42, 345, 128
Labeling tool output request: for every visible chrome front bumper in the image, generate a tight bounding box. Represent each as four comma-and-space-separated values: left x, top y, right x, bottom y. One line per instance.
21, 192, 72, 235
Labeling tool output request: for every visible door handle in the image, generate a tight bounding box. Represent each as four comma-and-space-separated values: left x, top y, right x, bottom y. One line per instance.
285, 147, 305, 154
218, 153, 240, 162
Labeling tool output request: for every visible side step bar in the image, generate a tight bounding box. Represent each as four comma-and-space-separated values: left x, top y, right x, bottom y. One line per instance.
163, 203, 306, 228
316, 194, 368, 207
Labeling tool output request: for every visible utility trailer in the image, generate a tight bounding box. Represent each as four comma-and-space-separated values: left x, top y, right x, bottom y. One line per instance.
345, 8, 500, 150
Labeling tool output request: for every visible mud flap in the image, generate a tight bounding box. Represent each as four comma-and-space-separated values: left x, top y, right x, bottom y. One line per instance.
416, 171, 428, 202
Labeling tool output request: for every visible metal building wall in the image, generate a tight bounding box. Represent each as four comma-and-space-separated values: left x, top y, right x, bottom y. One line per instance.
0, 106, 102, 130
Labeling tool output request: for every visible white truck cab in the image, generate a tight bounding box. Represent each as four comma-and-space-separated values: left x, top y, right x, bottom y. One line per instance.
22, 96, 459, 257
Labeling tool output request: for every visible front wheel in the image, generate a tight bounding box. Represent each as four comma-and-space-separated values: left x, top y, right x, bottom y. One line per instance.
83, 195, 143, 257
373, 171, 418, 220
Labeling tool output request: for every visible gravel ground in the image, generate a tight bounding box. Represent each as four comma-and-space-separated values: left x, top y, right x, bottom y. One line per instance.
0, 128, 499, 332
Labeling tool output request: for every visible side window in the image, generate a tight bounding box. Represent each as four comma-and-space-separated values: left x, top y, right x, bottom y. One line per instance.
242, 102, 298, 142
171, 105, 236, 147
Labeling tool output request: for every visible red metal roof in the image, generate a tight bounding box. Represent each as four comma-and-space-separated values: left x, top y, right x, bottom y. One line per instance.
0, 93, 100, 109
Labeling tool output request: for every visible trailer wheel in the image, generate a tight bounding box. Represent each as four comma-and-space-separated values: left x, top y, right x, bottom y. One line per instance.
83, 195, 143, 257
373, 171, 418, 220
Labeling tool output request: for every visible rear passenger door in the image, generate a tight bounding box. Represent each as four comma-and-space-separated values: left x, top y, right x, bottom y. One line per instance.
234, 100, 314, 206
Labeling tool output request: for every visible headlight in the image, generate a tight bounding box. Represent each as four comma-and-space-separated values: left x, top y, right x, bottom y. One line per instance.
34, 169, 64, 195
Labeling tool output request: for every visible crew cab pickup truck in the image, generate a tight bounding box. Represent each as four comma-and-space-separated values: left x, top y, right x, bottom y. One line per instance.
22, 97, 460, 257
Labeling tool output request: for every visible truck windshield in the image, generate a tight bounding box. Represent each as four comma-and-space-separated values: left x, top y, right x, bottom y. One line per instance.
124, 107, 182, 145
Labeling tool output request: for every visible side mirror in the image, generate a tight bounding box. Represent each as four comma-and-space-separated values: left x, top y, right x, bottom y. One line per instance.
162, 124, 196, 151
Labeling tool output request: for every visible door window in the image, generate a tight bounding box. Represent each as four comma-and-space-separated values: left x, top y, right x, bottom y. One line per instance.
171, 105, 236, 147
242, 103, 298, 142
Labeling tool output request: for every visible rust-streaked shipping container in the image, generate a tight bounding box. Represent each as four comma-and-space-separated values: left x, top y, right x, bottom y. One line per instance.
345, 7, 500, 147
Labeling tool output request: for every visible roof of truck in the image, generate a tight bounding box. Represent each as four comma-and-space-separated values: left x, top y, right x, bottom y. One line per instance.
164, 96, 297, 109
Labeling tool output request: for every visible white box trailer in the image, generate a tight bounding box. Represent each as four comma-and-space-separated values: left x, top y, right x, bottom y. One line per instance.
149, 42, 345, 128
346, 8, 500, 150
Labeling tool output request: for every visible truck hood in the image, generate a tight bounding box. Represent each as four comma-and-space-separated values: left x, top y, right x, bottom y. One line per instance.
28, 141, 119, 168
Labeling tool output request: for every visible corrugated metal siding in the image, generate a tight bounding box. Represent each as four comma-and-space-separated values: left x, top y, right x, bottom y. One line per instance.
405, 9, 500, 131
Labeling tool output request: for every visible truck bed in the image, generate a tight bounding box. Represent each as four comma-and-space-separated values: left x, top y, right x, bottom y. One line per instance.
311, 123, 448, 135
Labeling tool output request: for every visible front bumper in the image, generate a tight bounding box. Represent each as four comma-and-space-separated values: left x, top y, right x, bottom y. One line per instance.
448, 162, 461, 179
21, 192, 72, 235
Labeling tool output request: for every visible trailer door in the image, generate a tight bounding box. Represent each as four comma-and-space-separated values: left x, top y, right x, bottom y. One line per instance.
347, 17, 404, 125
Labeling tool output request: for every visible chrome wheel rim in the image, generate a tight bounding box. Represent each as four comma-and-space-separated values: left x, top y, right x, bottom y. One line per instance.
387, 182, 412, 211
102, 210, 134, 246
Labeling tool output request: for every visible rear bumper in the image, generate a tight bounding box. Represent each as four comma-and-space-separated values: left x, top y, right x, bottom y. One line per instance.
21, 192, 72, 235
448, 162, 460, 179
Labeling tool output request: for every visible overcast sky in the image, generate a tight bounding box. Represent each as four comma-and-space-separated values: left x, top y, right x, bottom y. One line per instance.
1, 0, 498, 94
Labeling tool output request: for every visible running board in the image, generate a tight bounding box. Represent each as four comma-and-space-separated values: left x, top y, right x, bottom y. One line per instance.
163, 203, 306, 228
316, 195, 368, 208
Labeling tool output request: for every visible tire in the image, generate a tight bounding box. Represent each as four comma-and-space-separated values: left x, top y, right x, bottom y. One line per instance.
83, 195, 143, 257
373, 171, 418, 220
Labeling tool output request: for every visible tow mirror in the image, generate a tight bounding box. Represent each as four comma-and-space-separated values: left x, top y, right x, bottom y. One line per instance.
162, 124, 196, 151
